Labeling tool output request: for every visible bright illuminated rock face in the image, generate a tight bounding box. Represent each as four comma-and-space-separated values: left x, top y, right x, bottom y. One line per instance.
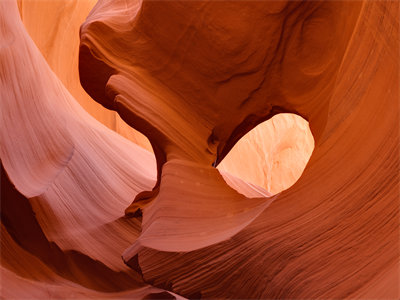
16, 0, 152, 151
218, 113, 314, 194
1, 0, 399, 299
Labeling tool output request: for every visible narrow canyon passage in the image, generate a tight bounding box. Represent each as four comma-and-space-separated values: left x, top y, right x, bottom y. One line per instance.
1, 0, 398, 299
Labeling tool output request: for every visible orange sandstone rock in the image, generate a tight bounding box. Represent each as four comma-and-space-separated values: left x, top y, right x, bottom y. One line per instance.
79, 0, 399, 298
0, 0, 398, 299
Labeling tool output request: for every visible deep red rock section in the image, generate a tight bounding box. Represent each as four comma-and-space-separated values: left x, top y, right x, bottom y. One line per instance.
1, 0, 399, 299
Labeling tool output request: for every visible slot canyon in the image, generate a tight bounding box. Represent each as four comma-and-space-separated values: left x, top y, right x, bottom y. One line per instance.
0, 0, 399, 299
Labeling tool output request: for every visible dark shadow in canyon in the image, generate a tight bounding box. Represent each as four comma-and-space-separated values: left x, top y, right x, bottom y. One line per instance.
0, 162, 146, 292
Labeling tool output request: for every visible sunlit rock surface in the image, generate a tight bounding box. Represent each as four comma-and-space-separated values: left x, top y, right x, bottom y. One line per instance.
1, 0, 399, 299
218, 113, 314, 194
16, 0, 152, 151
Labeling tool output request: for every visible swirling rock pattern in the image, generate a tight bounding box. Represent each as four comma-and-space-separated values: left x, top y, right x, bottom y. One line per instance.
16, 0, 152, 151
79, 0, 399, 298
1, 0, 399, 299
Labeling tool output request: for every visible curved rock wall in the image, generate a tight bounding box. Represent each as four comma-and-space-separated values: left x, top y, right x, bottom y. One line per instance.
78, 0, 400, 298
16, 0, 152, 151
1, 0, 399, 299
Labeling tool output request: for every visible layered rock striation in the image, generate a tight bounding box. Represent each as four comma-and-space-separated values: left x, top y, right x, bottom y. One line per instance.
1, 0, 399, 299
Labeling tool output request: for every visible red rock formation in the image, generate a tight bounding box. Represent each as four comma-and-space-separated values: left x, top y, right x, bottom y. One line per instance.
16, 0, 152, 151
79, 0, 399, 298
16, 0, 315, 195
1, 0, 399, 299
1, 0, 168, 297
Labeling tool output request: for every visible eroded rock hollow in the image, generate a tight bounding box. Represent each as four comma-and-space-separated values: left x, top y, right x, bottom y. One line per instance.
1, 0, 399, 299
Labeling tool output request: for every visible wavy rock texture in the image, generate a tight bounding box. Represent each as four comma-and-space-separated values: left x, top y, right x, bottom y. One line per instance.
16, 0, 152, 151
0, 0, 274, 297
1, 0, 399, 299
15, 0, 312, 194
79, 0, 399, 298
1, 0, 175, 297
